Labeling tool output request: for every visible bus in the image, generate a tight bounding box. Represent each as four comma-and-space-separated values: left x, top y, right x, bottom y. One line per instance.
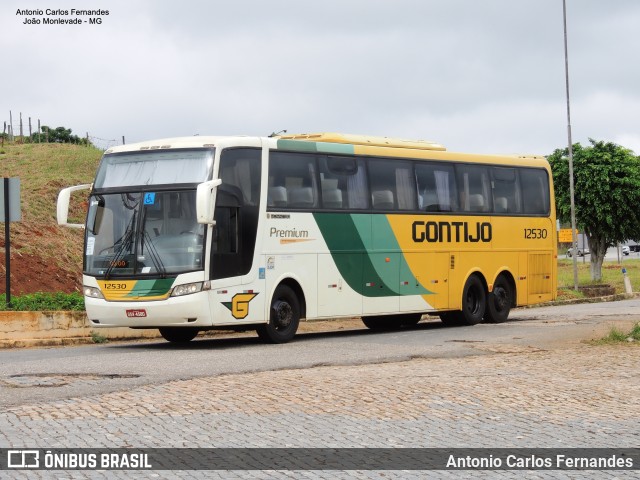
57, 132, 557, 343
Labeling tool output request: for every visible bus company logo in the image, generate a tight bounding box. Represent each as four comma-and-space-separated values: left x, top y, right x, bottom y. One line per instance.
7, 450, 39, 468
223, 293, 259, 319
412, 220, 492, 243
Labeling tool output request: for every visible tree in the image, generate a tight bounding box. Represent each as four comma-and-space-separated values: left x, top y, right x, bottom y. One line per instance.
548, 139, 640, 281
31, 125, 90, 146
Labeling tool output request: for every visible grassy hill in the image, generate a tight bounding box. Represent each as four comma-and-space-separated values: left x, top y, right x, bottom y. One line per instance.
0, 142, 102, 294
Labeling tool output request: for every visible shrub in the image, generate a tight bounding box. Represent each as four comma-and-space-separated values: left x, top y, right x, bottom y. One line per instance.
0, 292, 84, 311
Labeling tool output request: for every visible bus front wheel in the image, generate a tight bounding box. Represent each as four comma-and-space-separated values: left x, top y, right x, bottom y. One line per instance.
257, 284, 300, 344
159, 327, 199, 343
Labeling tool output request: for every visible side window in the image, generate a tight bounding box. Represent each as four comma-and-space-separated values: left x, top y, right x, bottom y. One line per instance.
521, 168, 550, 215
318, 156, 368, 209
369, 159, 417, 211
491, 167, 522, 214
212, 207, 238, 254
218, 148, 262, 206
268, 152, 319, 209
456, 165, 492, 213
415, 163, 458, 212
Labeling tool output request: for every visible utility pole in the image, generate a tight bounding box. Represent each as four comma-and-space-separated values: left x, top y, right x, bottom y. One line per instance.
563, 0, 579, 290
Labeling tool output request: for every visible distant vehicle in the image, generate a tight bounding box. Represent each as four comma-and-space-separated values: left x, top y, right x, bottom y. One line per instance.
567, 247, 589, 257
622, 246, 630, 256
627, 242, 640, 253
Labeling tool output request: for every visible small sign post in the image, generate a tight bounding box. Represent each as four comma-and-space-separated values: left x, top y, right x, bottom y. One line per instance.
558, 228, 578, 243
1, 178, 21, 308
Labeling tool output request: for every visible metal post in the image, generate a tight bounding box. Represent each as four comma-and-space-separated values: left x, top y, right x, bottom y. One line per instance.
563, 0, 579, 290
4, 178, 11, 308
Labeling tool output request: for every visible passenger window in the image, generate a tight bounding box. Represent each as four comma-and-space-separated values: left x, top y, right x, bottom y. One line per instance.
456, 165, 492, 213
218, 149, 262, 206
268, 152, 319, 209
369, 159, 416, 211
318, 156, 368, 209
415, 163, 458, 212
521, 168, 550, 215
491, 167, 521, 214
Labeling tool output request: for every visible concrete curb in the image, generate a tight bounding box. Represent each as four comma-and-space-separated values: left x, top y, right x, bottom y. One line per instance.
0, 311, 161, 349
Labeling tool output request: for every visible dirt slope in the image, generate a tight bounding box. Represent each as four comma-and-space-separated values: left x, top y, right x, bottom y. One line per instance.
0, 142, 101, 295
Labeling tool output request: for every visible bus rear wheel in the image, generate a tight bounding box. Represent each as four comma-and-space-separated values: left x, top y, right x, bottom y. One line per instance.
257, 285, 300, 344
159, 327, 199, 343
484, 275, 513, 323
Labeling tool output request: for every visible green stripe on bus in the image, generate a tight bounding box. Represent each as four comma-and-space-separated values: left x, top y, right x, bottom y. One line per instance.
126, 278, 175, 298
313, 213, 431, 297
276, 140, 355, 155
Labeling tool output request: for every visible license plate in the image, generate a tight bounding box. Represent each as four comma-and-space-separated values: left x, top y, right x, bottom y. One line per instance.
126, 309, 147, 318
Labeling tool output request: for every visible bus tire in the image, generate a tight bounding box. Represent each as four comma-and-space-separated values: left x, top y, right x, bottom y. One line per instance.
159, 327, 199, 343
485, 275, 513, 323
459, 275, 486, 325
257, 284, 300, 344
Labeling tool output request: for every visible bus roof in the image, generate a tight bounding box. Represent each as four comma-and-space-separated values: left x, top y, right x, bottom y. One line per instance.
104, 136, 256, 154
104, 133, 546, 164
278, 132, 447, 151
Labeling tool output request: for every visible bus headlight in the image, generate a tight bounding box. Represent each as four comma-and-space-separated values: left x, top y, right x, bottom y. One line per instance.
171, 281, 211, 297
83, 286, 104, 299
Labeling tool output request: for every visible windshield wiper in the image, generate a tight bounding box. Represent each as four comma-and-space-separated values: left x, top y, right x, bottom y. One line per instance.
104, 212, 136, 279
138, 206, 167, 278
141, 230, 167, 277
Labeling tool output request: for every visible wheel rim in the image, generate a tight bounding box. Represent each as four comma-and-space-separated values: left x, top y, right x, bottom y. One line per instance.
272, 300, 293, 330
493, 285, 509, 312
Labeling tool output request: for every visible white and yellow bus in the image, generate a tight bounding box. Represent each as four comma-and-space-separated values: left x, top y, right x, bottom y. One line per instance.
57, 133, 556, 343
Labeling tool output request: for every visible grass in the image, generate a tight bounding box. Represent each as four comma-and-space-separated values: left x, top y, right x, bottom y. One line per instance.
591, 323, 640, 345
556, 257, 640, 301
90, 331, 109, 344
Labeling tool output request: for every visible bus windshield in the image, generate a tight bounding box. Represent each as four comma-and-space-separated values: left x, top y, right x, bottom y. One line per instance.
94, 149, 213, 188
84, 190, 205, 277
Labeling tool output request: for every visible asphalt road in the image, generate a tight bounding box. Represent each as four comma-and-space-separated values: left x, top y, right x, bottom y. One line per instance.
1, 298, 638, 410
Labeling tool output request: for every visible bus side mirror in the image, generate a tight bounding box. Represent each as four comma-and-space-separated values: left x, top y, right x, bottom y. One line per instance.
196, 178, 222, 224
57, 184, 92, 228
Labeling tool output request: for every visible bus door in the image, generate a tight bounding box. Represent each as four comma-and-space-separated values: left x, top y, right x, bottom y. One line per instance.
210, 148, 264, 322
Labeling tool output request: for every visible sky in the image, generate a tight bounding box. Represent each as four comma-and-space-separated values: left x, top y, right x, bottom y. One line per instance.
2, 0, 639, 155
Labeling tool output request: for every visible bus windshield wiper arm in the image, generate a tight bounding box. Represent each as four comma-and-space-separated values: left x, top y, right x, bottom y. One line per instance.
138, 206, 166, 277
141, 230, 167, 278
104, 212, 136, 279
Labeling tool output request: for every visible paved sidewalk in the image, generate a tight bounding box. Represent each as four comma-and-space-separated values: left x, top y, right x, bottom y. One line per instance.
0, 333, 638, 479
